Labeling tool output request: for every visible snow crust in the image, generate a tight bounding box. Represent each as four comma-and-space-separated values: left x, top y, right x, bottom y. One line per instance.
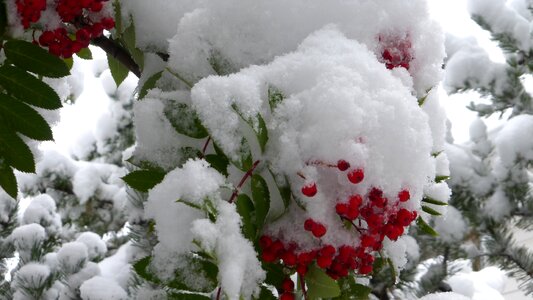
79, 276, 128, 300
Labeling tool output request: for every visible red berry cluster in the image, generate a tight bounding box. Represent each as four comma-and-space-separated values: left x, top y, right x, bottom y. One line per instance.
16, 0, 46, 29
16, 0, 115, 58
379, 34, 412, 70
262, 157, 419, 289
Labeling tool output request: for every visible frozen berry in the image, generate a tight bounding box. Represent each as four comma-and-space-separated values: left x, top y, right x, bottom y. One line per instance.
301, 182, 317, 197
347, 169, 364, 184
337, 160, 350, 171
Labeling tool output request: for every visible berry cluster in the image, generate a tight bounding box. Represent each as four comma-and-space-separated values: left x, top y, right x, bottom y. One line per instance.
279, 278, 295, 300
379, 34, 412, 70
261, 157, 419, 294
16, 0, 115, 58
16, 0, 46, 29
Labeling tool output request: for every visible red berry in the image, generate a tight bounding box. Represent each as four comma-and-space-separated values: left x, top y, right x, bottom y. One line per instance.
281, 251, 297, 266
259, 235, 272, 249
398, 189, 410, 202
319, 245, 336, 257
335, 203, 348, 215
359, 264, 373, 275
90, 1, 103, 11
101, 17, 115, 30
76, 28, 91, 43
304, 219, 315, 231
261, 250, 276, 263
337, 160, 350, 171
360, 235, 374, 248
348, 194, 363, 208
281, 278, 294, 292
280, 292, 295, 300
38, 31, 55, 46
397, 209, 414, 227
317, 255, 333, 268
311, 223, 327, 238
347, 169, 364, 184
296, 264, 308, 276
301, 182, 317, 197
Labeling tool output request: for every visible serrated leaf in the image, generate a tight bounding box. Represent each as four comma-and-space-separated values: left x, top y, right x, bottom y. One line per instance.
133, 256, 160, 284
422, 197, 448, 206
0, 161, 17, 198
122, 169, 165, 192
0, 94, 53, 141
268, 86, 284, 111
139, 71, 162, 100
236, 194, 256, 241
0, 65, 61, 109
75, 47, 92, 60
3, 40, 69, 78
107, 54, 129, 87
435, 175, 450, 183
306, 264, 341, 299
422, 205, 442, 216
205, 154, 229, 177
164, 103, 208, 139
416, 217, 438, 237
251, 174, 270, 234
0, 126, 35, 173
168, 293, 211, 300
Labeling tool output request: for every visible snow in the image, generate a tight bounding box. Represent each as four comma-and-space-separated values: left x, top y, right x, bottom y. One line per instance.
494, 114, 533, 167
12, 263, 51, 290
76, 232, 107, 261
79, 276, 127, 300
57, 242, 89, 274
419, 292, 469, 300
22, 194, 62, 235
434, 205, 468, 243
447, 267, 507, 300
10, 224, 46, 257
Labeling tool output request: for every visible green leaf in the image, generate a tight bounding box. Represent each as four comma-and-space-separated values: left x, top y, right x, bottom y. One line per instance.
177, 199, 202, 210
236, 194, 256, 241
3, 40, 70, 78
164, 103, 208, 139
435, 175, 450, 183
205, 154, 229, 177
113, 0, 122, 35
138, 71, 162, 100
257, 286, 277, 300
122, 169, 165, 192
251, 174, 270, 234
256, 114, 268, 153
63, 57, 73, 70
334, 276, 371, 300
168, 255, 218, 292
75, 47, 93, 60
0, 94, 53, 141
268, 169, 291, 208
422, 197, 448, 206
121, 24, 144, 69
422, 205, 442, 216
268, 86, 284, 111
416, 217, 438, 237
168, 293, 211, 300
0, 65, 61, 109
0, 161, 17, 198
107, 54, 129, 87
133, 256, 160, 284
0, 126, 35, 173
418, 94, 428, 106
263, 263, 285, 287
306, 264, 341, 299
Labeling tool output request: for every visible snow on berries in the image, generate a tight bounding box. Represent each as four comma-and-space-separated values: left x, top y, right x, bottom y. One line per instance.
14, 0, 115, 58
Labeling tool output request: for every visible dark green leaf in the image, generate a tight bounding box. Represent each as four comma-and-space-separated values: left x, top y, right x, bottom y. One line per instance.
268, 169, 291, 208
416, 217, 438, 237
168, 255, 218, 292
0, 126, 35, 173
3, 40, 69, 77
422, 197, 448, 206
256, 286, 277, 300
0, 161, 17, 198
63, 57, 73, 70
75, 47, 93, 60
205, 154, 229, 177
139, 71, 162, 99
107, 53, 129, 87
176, 199, 202, 210
306, 264, 341, 299
122, 169, 165, 192
256, 114, 268, 152
263, 263, 285, 287
133, 256, 160, 284
164, 103, 208, 139
121, 24, 144, 69
268, 86, 284, 111
0, 65, 61, 109
422, 205, 442, 216
113, 0, 122, 34
168, 293, 210, 300
435, 175, 450, 183
0, 94, 53, 141
236, 194, 256, 241
251, 174, 270, 234
334, 276, 371, 300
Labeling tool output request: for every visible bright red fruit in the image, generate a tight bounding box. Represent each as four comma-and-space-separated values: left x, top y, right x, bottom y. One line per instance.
301, 182, 317, 197
347, 169, 364, 184
398, 189, 410, 202
281, 278, 294, 292
312, 223, 327, 238
280, 292, 295, 300
337, 159, 350, 171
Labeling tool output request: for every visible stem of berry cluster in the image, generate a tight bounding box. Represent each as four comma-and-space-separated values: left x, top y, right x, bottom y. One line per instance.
200, 137, 211, 158
91, 35, 141, 77
299, 274, 308, 300
228, 160, 261, 203
215, 286, 222, 300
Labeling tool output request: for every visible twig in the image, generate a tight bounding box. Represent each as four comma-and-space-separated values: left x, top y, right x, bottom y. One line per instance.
216, 286, 222, 300
299, 273, 308, 300
91, 36, 141, 77
201, 137, 211, 158
229, 160, 260, 203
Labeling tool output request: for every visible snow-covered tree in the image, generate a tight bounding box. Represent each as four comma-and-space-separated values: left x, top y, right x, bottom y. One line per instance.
421, 0, 533, 297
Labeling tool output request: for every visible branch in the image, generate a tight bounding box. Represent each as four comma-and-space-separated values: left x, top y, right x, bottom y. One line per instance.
91, 36, 141, 78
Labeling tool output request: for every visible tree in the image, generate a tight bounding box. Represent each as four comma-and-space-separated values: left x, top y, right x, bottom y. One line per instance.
419, 0, 533, 297
0, 0, 466, 299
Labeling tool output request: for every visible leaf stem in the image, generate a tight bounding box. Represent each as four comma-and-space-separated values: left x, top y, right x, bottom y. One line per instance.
229, 160, 260, 203
200, 136, 211, 158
